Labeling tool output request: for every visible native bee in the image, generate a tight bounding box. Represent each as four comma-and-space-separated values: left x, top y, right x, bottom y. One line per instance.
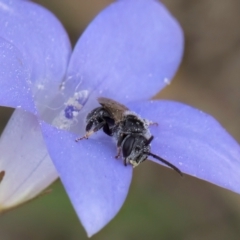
76, 97, 182, 176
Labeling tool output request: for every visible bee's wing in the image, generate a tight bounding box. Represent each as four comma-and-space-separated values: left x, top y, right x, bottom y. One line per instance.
97, 97, 129, 122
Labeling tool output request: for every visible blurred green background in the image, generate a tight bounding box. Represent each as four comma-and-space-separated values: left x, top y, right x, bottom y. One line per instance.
1, 0, 240, 239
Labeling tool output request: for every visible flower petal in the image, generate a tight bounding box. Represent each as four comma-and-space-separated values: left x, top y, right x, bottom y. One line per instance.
40, 121, 132, 237
64, 0, 183, 103
0, 0, 71, 112
0, 0, 70, 209
0, 38, 36, 113
129, 100, 240, 194
0, 109, 58, 209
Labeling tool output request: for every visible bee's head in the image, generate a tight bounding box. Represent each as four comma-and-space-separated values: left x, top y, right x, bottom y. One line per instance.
122, 134, 183, 176
122, 135, 150, 167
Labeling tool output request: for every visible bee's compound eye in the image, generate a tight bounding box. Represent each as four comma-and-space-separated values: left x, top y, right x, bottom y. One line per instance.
122, 136, 135, 158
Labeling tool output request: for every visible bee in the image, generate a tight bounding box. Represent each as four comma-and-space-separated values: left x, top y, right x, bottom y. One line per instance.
76, 97, 182, 176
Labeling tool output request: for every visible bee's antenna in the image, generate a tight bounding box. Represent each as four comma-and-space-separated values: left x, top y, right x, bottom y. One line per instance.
146, 135, 154, 145
147, 152, 183, 177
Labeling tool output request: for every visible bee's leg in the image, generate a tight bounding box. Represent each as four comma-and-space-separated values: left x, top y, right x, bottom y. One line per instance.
115, 134, 125, 159
150, 122, 158, 126
75, 131, 93, 142
115, 147, 121, 159
146, 120, 158, 126
124, 158, 128, 166
146, 135, 154, 145
75, 121, 105, 142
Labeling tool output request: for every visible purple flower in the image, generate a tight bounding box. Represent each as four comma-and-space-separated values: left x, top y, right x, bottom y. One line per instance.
0, 0, 240, 237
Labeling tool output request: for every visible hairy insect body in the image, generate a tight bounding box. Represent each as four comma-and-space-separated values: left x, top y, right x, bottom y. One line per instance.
76, 97, 182, 175
112, 112, 152, 166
